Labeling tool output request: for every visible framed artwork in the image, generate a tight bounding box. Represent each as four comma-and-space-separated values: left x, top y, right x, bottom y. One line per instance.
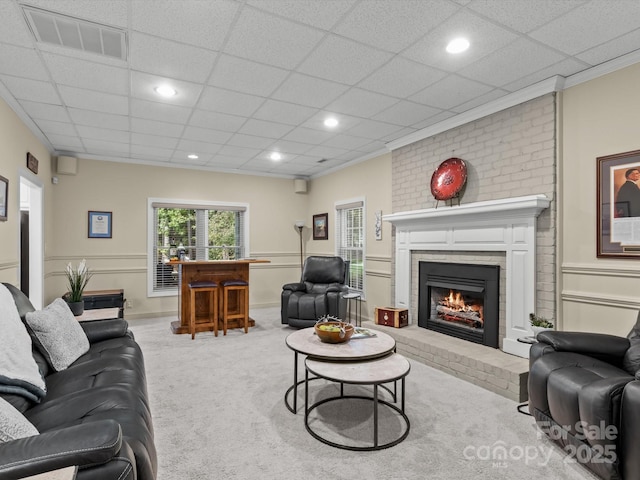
88, 211, 112, 238
0, 175, 7, 222
26, 152, 39, 174
597, 150, 640, 258
375, 210, 382, 240
313, 213, 328, 240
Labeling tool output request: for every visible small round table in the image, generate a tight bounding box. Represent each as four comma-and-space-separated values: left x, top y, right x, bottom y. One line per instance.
343, 292, 362, 326
284, 327, 396, 413
304, 353, 411, 451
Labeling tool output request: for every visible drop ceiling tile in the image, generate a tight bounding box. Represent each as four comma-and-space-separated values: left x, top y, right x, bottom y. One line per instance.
297, 34, 393, 85
530, 1, 640, 56
354, 140, 387, 153
501, 57, 587, 93
344, 119, 405, 140
271, 73, 349, 108
380, 126, 416, 143
373, 101, 441, 126
131, 132, 178, 150
181, 126, 233, 144
58, 85, 128, 115
218, 144, 261, 159
334, 0, 459, 52
209, 54, 289, 97
189, 110, 247, 133
130, 32, 217, 83
131, 71, 203, 108
281, 126, 333, 145
411, 110, 457, 130
131, 118, 185, 138
176, 139, 223, 155
577, 28, 640, 66
46, 133, 84, 149
458, 38, 565, 87
0, 2, 35, 46
76, 125, 129, 143
131, 0, 239, 50
25, 0, 129, 27
301, 111, 362, 132
42, 53, 129, 95
450, 88, 509, 114
252, 100, 317, 126
238, 118, 294, 139
0, 76, 61, 104
207, 155, 249, 169
359, 57, 447, 98
410, 75, 493, 110
246, 0, 356, 30
324, 88, 399, 118
268, 140, 314, 155
82, 138, 129, 155
198, 86, 265, 117
36, 119, 77, 136
401, 9, 518, 72
226, 133, 275, 150
0, 44, 49, 79
224, 8, 325, 69
321, 134, 372, 151
130, 144, 174, 160
68, 108, 128, 130
20, 101, 70, 122
467, 0, 583, 33
130, 98, 192, 124
304, 145, 350, 159
172, 150, 212, 164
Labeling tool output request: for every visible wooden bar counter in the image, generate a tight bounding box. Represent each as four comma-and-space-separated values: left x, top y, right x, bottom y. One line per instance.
169, 259, 269, 335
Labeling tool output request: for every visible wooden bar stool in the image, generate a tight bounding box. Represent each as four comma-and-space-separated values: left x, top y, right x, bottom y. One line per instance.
221, 279, 249, 335
188, 280, 219, 339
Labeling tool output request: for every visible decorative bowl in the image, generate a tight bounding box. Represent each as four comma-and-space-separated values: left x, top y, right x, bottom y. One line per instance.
314, 321, 354, 344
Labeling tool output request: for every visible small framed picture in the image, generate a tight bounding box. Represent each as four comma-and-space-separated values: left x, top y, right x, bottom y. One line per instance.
313, 213, 328, 240
88, 211, 112, 238
0, 175, 7, 222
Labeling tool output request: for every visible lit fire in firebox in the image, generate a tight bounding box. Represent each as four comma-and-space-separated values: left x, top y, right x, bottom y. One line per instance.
437, 289, 484, 328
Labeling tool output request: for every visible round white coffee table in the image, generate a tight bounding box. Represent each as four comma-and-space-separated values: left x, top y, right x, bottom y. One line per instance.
284, 327, 396, 413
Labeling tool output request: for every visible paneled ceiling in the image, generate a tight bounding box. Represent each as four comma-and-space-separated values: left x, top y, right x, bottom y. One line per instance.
1, 0, 639, 178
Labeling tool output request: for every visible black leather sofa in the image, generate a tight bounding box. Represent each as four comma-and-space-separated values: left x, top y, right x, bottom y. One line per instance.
528, 322, 640, 480
281, 256, 349, 328
0, 283, 156, 480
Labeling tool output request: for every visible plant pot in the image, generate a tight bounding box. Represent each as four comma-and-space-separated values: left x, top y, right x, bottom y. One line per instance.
531, 326, 553, 338
66, 301, 84, 316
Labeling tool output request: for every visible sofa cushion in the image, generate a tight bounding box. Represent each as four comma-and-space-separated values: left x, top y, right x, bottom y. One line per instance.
0, 397, 38, 443
25, 298, 90, 372
623, 311, 640, 375
0, 285, 46, 402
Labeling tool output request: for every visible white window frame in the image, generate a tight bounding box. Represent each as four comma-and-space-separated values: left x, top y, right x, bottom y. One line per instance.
147, 197, 250, 297
335, 197, 365, 299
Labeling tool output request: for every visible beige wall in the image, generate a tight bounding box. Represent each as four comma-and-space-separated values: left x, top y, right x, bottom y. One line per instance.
561, 63, 640, 334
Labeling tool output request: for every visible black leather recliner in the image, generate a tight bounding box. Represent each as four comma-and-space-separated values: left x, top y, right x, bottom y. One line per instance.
281, 256, 349, 328
528, 315, 640, 480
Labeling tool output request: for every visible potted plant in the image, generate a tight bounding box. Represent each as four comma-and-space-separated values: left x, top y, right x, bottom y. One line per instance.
64, 259, 93, 316
529, 312, 554, 337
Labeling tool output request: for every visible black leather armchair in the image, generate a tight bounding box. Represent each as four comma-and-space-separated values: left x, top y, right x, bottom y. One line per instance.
528, 316, 640, 480
281, 256, 349, 328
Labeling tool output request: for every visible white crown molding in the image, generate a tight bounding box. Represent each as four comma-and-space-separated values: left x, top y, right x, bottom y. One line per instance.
385, 76, 565, 152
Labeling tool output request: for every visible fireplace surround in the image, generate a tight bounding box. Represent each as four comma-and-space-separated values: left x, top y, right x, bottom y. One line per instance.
384, 194, 550, 358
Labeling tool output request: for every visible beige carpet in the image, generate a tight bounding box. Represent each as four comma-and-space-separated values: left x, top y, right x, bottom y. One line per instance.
128, 308, 597, 480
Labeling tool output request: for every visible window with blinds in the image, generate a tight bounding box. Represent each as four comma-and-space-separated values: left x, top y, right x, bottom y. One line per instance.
148, 199, 248, 294
336, 199, 365, 295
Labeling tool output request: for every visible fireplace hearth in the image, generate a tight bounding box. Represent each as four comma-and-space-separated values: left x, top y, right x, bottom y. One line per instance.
418, 261, 499, 348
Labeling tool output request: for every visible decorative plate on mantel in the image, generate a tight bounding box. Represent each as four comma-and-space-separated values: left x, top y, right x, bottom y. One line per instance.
430, 157, 467, 201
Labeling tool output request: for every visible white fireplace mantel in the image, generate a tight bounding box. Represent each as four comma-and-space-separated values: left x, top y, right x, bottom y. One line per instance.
383, 194, 550, 358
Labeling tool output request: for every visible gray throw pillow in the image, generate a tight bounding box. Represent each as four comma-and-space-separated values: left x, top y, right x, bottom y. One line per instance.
0, 397, 38, 443
623, 311, 640, 375
26, 298, 90, 372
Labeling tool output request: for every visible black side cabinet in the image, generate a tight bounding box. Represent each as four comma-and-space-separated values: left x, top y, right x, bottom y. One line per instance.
82, 289, 125, 318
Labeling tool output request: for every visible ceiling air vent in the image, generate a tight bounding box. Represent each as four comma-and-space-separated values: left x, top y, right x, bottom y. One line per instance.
22, 5, 127, 60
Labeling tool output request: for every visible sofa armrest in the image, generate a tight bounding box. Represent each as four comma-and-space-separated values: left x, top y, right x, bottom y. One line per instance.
282, 283, 305, 292
537, 331, 630, 365
326, 283, 349, 293
0, 420, 122, 479
80, 319, 129, 344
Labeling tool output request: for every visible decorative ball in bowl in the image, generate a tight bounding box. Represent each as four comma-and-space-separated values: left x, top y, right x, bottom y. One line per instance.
315, 321, 354, 344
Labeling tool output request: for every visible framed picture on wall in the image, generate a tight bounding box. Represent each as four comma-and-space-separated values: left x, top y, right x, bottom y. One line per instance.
0, 175, 7, 222
597, 150, 640, 258
313, 213, 328, 240
88, 211, 112, 238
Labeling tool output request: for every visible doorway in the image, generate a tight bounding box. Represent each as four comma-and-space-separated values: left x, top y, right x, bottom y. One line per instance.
20, 173, 43, 310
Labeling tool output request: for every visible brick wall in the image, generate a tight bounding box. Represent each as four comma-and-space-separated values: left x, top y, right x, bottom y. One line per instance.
391, 94, 557, 321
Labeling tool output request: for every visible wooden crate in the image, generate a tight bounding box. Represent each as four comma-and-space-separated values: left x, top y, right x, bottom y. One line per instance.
375, 307, 408, 328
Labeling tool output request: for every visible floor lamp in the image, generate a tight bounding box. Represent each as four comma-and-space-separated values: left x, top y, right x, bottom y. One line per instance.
295, 220, 305, 272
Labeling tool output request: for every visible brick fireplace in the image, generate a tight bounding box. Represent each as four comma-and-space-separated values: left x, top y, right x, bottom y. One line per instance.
384, 194, 550, 358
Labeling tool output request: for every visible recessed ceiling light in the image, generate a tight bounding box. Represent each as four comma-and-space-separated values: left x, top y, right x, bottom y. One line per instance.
187, 154, 198, 159
270, 152, 282, 161
154, 85, 177, 97
446, 37, 470, 54
324, 117, 339, 128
